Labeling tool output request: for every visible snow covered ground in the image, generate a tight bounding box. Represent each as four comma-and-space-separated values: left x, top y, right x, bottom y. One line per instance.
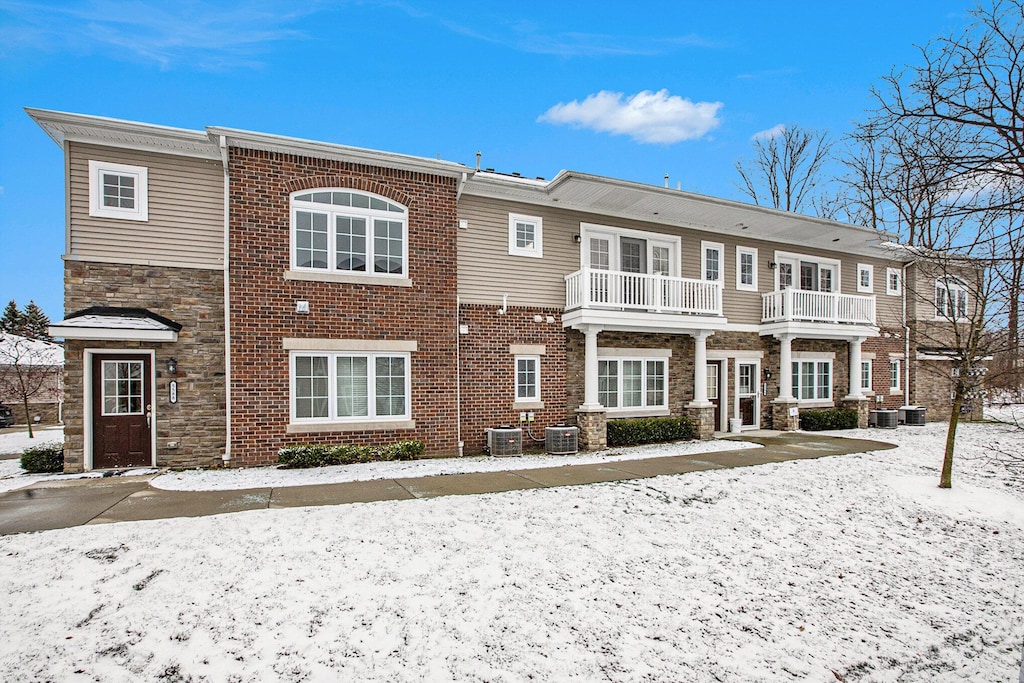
0, 420, 1022, 681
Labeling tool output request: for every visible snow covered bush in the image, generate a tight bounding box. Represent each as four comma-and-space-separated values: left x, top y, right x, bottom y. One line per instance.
19, 441, 63, 473
799, 408, 858, 431
606, 416, 696, 447
277, 441, 424, 468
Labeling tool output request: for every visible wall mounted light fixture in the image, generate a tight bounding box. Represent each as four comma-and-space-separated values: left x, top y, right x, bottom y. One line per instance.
166, 358, 178, 375
768, 261, 778, 270
573, 234, 582, 244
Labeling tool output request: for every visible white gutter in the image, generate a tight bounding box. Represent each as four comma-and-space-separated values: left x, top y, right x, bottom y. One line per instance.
220, 136, 232, 464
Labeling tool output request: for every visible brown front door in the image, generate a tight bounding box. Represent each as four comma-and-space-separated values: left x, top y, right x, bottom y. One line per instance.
738, 362, 758, 428
707, 361, 723, 432
92, 354, 152, 469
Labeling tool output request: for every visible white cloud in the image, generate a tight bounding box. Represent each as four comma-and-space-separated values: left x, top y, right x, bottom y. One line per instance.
538, 89, 722, 144
751, 124, 786, 141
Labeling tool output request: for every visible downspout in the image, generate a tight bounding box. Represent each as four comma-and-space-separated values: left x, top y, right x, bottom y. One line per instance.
902, 261, 912, 401
219, 136, 232, 464
456, 295, 463, 457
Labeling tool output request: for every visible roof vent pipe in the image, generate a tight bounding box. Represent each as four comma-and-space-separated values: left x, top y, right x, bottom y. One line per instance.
664, 173, 669, 188
476, 151, 481, 171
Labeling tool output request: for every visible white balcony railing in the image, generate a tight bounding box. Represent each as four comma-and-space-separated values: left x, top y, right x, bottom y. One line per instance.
761, 289, 875, 325
565, 268, 722, 316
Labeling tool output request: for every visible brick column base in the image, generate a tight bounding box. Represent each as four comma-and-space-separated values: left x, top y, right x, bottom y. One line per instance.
840, 398, 870, 428
772, 400, 800, 431
686, 405, 716, 440
576, 409, 607, 451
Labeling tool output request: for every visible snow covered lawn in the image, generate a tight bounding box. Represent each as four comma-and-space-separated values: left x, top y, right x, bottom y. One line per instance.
1, 421, 1022, 681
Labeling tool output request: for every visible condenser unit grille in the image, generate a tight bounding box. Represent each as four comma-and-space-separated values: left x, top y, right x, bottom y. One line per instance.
488, 427, 522, 456
870, 410, 898, 429
545, 426, 579, 455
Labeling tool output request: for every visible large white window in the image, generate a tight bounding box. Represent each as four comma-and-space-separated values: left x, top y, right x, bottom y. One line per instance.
890, 359, 902, 392
791, 360, 832, 401
508, 213, 543, 258
598, 357, 667, 412
581, 224, 680, 276
702, 241, 725, 282
886, 267, 902, 296
774, 252, 839, 292
861, 360, 872, 392
89, 160, 148, 221
290, 351, 410, 423
515, 355, 540, 402
736, 246, 758, 291
935, 278, 968, 320
291, 190, 407, 278
857, 264, 874, 293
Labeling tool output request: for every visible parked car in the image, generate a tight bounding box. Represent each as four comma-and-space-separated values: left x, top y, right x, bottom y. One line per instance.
0, 405, 13, 428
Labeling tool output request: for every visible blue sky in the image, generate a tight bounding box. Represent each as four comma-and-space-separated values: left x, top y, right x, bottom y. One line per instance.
0, 0, 975, 320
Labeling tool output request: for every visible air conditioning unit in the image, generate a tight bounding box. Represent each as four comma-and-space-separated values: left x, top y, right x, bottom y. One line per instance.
869, 409, 898, 429
545, 425, 579, 455
487, 426, 522, 457
899, 406, 927, 426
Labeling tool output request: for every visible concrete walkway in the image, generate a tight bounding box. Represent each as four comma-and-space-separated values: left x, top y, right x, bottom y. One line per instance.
0, 432, 896, 535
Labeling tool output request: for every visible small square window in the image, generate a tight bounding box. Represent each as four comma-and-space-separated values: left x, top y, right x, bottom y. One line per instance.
89, 160, 148, 221
508, 213, 543, 258
857, 264, 874, 293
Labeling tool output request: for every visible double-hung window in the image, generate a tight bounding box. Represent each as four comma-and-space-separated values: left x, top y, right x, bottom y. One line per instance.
886, 268, 902, 296
598, 357, 668, 412
702, 241, 725, 282
890, 359, 901, 392
861, 360, 872, 392
857, 264, 874, 293
292, 190, 407, 277
736, 246, 758, 291
515, 356, 540, 402
291, 351, 410, 423
791, 360, 831, 401
88, 160, 148, 221
935, 279, 968, 320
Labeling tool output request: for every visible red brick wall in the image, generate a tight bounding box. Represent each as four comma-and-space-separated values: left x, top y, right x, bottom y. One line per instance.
227, 148, 459, 465
458, 304, 569, 454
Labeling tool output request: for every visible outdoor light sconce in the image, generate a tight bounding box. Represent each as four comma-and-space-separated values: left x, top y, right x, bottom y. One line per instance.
763, 369, 772, 381
573, 234, 582, 244
768, 261, 778, 270
166, 358, 178, 375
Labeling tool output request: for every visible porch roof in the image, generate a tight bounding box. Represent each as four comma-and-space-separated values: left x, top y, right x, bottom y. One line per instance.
49, 307, 182, 342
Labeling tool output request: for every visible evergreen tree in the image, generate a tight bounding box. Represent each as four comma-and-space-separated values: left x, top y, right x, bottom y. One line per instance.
0, 300, 24, 335
21, 301, 52, 341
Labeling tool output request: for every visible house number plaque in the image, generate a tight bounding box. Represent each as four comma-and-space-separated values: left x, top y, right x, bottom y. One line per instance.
169, 380, 178, 404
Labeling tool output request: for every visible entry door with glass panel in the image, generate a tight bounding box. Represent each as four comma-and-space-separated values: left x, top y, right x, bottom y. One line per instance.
92, 354, 152, 469
707, 361, 723, 431
737, 362, 758, 428
619, 237, 647, 306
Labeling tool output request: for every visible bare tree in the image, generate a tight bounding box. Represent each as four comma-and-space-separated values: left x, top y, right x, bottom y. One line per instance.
735, 124, 833, 214
0, 333, 62, 438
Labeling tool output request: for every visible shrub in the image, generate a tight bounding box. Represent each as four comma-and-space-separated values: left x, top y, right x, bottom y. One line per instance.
277, 440, 424, 468
20, 441, 64, 473
799, 408, 859, 431
606, 416, 697, 447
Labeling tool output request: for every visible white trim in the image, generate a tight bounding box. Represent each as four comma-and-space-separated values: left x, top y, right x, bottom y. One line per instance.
736, 245, 758, 291
83, 348, 157, 471
773, 250, 842, 292
508, 213, 544, 258
287, 419, 416, 434
934, 277, 969, 321
792, 350, 836, 360
288, 350, 412, 425
284, 270, 412, 287
857, 263, 874, 293
49, 326, 178, 342
598, 356, 670, 413
707, 349, 763, 360
860, 359, 873, 392
889, 358, 902, 392
579, 222, 682, 275
790, 357, 834, 403
886, 267, 901, 296
283, 338, 417, 352
509, 344, 546, 355
514, 355, 541, 402
701, 241, 725, 282
597, 347, 672, 358
88, 160, 149, 221
734, 358, 761, 429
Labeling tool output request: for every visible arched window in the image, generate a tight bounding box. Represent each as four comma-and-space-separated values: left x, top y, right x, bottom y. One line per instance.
291, 190, 407, 277
935, 277, 968, 320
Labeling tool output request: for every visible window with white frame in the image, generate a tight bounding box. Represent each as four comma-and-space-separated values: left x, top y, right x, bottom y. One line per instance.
702, 241, 724, 282
581, 225, 680, 276
791, 360, 832, 401
515, 355, 540, 402
736, 246, 758, 291
774, 252, 839, 292
291, 351, 410, 423
890, 359, 901, 391
861, 360, 872, 391
89, 160, 148, 221
508, 213, 543, 258
935, 278, 968, 320
886, 267, 901, 296
857, 264, 874, 293
291, 190, 407, 277
598, 357, 667, 411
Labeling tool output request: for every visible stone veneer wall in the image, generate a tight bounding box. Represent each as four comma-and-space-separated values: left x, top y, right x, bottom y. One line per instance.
227, 147, 460, 465
62, 261, 226, 472
458, 305, 569, 454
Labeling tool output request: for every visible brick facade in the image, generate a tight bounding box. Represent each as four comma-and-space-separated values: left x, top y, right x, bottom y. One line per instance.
226, 148, 460, 465
61, 261, 226, 472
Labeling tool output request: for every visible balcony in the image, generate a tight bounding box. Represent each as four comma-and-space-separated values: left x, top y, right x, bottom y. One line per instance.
762, 289, 875, 326
565, 268, 722, 320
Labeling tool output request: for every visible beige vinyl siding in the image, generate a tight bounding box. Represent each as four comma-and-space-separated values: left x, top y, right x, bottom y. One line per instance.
459, 193, 908, 326
68, 142, 224, 269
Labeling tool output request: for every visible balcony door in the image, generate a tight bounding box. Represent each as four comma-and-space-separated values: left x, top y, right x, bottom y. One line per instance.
777, 256, 835, 293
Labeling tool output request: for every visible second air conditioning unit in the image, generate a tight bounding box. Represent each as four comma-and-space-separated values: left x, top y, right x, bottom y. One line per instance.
545, 425, 579, 455
487, 426, 522, 456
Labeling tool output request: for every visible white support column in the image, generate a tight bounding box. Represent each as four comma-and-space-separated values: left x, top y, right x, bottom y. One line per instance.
580, 325, 603, 409
776, 334, 794, 401
845, 337, 865, 400
688, 330, 712, 407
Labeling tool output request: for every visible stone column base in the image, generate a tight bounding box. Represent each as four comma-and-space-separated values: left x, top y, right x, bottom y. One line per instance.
576, 409, 607, 451
686, 405, 716, 440
772, 400, 800, 431
840, 397, 870, 428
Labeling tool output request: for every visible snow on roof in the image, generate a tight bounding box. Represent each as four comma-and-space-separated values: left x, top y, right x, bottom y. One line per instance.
0, 333, 63, 366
